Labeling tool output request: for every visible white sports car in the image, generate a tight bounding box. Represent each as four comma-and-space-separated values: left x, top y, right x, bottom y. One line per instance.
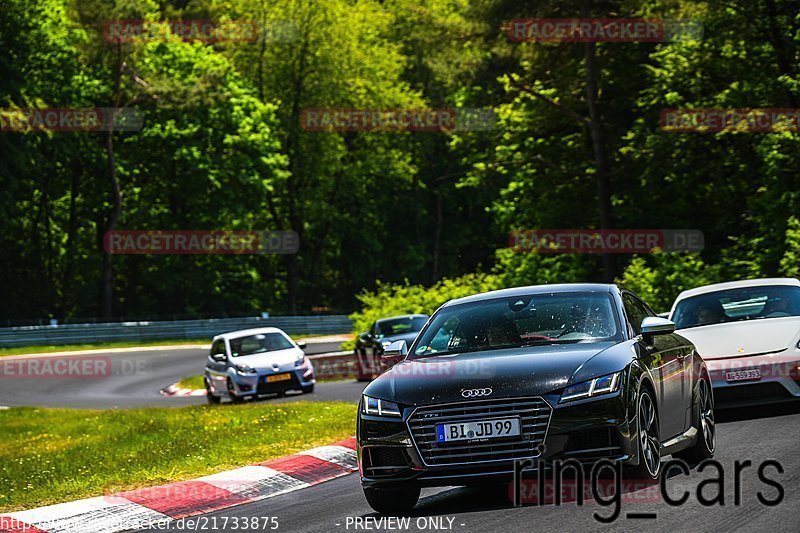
668, 278, 800, 407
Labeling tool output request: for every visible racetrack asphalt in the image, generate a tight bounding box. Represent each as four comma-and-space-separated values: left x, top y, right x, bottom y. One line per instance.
0, 342, 366, 409
134, 402, 800, 533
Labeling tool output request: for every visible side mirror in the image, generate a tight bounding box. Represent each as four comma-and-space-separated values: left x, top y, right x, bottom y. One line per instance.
211, 352, 227, 362
296, 341, 307, 350
641, 316, 675, 343
383, 340, 408, 365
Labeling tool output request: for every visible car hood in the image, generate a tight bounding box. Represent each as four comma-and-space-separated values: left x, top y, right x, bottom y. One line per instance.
366, 342, 617, 406
230, 347, 302, 369
676, 317, 800, 359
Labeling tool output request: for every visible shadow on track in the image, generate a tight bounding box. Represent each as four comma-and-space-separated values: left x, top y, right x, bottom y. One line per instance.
716, 400, 800, 423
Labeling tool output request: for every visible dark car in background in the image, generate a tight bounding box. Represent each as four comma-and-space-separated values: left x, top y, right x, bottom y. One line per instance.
354, 314, 429, 381
357, 284, 714, 513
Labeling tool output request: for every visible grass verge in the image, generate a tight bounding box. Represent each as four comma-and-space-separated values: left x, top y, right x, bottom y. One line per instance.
175, 375, 206, 390
0, 402, 356, 512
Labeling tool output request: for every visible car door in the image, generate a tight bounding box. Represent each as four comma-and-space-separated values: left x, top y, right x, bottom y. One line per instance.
206, 339, 229, 392
623, 293, 687, 439
641, 298, 694, 433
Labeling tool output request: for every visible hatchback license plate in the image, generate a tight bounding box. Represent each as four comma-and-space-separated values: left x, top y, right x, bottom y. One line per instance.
266, 373, 292, 383
725, 369, 761, 382
436, 417, 520, 443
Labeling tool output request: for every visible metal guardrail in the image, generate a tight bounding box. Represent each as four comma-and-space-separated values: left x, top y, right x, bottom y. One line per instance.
0, 316, 353, 348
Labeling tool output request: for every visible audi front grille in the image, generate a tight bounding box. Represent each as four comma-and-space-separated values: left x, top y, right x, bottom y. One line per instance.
406, 396, 552, 467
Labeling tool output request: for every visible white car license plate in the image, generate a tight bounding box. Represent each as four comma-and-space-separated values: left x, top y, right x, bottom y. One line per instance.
436, 418, 520, 443
725, 369, 761, 382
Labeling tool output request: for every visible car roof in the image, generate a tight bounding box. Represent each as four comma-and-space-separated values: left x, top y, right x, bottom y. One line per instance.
443, 283, 616, 307
376, 314, 429, 323
674, 278, 800, 302
212, 327, 290, 342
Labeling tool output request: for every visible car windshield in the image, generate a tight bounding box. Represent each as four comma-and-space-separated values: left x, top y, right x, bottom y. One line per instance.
376, 317, 428, 336
673, 285, 800, 329
229, 333, 294, 357
411, 292, 621, 358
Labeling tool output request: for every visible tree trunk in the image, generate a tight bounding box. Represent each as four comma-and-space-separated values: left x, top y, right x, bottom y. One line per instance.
100, 44, 123, 319
582, 4, 616, 282
432, 187, 443, 282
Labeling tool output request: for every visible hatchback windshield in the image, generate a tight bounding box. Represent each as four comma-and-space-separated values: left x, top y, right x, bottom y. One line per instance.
229, 333, 294, 357
673, 285, 800, 329
412, 292, 621, 358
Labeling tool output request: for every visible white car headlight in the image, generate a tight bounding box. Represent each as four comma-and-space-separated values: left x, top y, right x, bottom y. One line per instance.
560, 372, 621, 403
362, 395, 402, 417
235, 364, 257, 375
381, 340, 392, 349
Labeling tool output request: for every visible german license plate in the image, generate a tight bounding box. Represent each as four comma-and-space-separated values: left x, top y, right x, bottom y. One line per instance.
266, 373, 292, 383
725, 369, 761, 382
436, 417, 520, 443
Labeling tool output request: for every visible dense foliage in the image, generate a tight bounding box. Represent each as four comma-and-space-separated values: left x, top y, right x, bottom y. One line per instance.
1, 0, 798, 322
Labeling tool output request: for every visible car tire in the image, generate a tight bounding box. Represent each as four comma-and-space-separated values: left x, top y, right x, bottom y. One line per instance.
363, 486, 420, 514
302, 385, 314, 394
673, 378, 715, 465
626, 387, 661, 480
205, 380, 221, 405
227, 378, 243, 404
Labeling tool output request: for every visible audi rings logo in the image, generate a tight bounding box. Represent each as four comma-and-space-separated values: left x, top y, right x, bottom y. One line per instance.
462, 388, 492, 398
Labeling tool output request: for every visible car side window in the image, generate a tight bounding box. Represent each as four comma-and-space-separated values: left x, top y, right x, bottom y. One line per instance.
622, 294, 647, 335
210, 340, 226, 357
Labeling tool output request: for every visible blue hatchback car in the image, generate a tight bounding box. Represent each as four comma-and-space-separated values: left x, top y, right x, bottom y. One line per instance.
204, 327, 315, 404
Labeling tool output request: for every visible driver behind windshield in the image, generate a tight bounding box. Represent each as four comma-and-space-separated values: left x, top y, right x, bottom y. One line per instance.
694, 301, 726, 326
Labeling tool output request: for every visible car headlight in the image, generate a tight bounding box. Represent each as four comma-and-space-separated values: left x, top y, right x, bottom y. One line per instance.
235, 364, 257, 375
560, 372, 621, 403
362, 395, 402, 417
295, 354, 307, 367
381, 341, 392, 349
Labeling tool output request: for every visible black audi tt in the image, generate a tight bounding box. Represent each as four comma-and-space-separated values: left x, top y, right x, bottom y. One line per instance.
357, 284, 715, 513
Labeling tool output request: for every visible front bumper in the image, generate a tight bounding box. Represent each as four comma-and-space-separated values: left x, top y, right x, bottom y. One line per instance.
706, 352, 800, 407
357, 391, 634, 488
229, 365, 315, 396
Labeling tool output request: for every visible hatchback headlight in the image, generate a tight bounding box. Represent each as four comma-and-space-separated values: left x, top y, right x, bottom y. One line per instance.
235, 364, 257, 375
560, 372, 621, 403
362, 395, 402, 417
